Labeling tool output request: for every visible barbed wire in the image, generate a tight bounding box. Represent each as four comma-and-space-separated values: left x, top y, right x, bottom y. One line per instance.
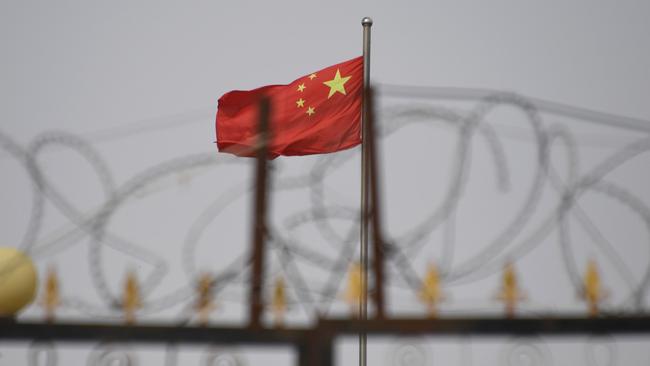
1, 87, 649, 320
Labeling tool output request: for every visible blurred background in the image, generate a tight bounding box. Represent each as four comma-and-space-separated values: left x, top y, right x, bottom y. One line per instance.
2, 1, 650, 365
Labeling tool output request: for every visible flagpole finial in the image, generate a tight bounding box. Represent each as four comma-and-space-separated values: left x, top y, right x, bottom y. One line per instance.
361, 17, 373, 26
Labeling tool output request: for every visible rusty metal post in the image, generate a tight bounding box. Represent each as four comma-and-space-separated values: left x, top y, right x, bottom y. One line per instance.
249, 97, 271, 329
366, 89, 385, 319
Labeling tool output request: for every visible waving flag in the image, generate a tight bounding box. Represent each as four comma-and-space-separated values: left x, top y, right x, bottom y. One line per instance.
216, 56, 363, 158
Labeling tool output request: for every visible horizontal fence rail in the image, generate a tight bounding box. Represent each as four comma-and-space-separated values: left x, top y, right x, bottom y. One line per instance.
3, 316, 650, 366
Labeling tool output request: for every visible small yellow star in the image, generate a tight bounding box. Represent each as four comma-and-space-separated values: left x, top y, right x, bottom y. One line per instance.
296, 98, 305, 108
297, 83, 306, 92
306, 106, 315, 116
309, 73, 317, 80
323, 69, 351, 99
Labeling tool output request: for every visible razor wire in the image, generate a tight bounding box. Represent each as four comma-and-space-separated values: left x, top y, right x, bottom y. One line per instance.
1, 88, 650, 319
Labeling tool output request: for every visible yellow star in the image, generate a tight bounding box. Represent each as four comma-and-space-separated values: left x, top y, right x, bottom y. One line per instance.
309, 73, 317, 80
296, 98, 305, 108
323, 69, 351, 99
306, 106, 315, 116
297, 83, 306, 92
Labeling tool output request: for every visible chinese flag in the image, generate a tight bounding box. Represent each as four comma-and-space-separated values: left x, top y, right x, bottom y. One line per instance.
216, 56, 363, 158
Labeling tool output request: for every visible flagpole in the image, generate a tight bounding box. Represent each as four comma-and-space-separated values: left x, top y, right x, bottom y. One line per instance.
360, 16, 372, 366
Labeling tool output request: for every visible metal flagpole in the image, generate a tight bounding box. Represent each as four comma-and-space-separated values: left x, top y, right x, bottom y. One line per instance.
360, 16, 372, 366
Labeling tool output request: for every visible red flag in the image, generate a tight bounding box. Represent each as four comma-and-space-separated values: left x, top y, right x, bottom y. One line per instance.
216, 56, 363, 158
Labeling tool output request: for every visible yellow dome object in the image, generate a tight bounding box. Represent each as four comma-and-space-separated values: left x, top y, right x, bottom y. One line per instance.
0, 247, 38, 315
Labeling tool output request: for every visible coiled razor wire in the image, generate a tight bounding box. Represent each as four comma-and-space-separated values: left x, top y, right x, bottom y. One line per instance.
1, 88, 650, 319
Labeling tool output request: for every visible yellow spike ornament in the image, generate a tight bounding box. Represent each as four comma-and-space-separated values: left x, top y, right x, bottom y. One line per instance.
272, 276, 288, 327
495, 262, 526, 318
418, 263, 445, 318
122, 270, 142, 325
40, 266, 60, 322
344, 262, 363, 317
581, 259, 608, 317
195, 273, 216, 326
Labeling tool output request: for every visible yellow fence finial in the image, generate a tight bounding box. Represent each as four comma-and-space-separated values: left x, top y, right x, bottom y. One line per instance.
344, 262, 363, 318
581, 259, 608, 317
418, 262, 445, 318
122, 270, 141, 325
40, 265, 60, 323
272, 276, 287, 327
496, 261, 526, 318
195, 272, 216, 326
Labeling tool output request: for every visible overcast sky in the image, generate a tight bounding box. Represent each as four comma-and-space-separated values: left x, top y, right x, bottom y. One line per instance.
2, 1, 650, 365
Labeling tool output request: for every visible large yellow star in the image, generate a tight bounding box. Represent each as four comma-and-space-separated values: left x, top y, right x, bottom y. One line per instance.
323, 69, 351, 99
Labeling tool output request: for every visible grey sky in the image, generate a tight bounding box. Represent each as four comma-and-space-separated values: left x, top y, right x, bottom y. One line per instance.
2, 1, 650, 365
